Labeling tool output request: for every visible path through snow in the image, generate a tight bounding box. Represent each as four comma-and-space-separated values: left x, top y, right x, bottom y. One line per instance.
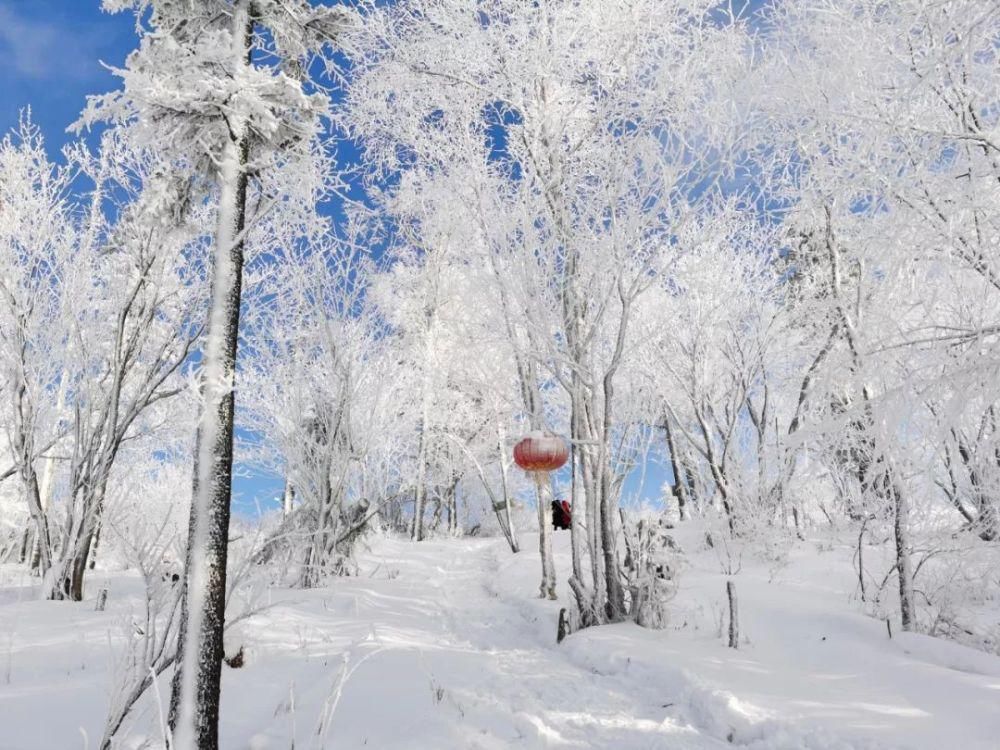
231, 537, 728, 749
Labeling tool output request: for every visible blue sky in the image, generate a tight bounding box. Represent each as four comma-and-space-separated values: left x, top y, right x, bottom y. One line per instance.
0, 2, 136, 151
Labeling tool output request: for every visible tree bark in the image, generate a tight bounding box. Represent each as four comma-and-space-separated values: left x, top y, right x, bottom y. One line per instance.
568, 398, 585, 589
411, 432, 428, 541
535, 473, 557, 599
169, 6, 253, 746
446, 476, 459, 535
893, 479, 915, 632
31, 372, 66, 572
411, 301, 437, 543
50, 479, 108, 601
13, 393, 52, 576
662, 415, 689, 521
498, 423, 518, 553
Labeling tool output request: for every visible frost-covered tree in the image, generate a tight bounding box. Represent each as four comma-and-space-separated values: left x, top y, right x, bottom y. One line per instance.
755, 0, 1000, 633
0, 120, 205, 603
0, 117, 75, 579
240, 242, 392, 585
79, 0, 347, 745
370, 231, 530, 544
637, 213, 789, 536
343, 0, 754, 624
48, 132, 206, 602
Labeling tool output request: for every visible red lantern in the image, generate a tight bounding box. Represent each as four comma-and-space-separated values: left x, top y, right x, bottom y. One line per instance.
513, 432, 569, 473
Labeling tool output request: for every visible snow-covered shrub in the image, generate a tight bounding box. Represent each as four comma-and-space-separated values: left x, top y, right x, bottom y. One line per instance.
253, 499, 377, 587
621, 511, 682, 629
911, 535, 1000, 655
100, 515, 185, 749
0, 491, 27, 565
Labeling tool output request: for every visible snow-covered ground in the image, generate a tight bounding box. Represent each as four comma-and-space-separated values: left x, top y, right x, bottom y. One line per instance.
1, 527, 999, 749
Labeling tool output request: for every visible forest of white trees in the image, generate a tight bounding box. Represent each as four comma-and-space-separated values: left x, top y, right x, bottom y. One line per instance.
1, 1, 999, 748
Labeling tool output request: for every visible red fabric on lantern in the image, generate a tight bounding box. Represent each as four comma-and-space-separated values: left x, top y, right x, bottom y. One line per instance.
513, 432, 569, 472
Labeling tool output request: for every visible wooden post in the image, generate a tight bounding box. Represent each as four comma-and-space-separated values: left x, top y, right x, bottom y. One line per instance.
727, 579, 739, 649
557, 608, 570, 643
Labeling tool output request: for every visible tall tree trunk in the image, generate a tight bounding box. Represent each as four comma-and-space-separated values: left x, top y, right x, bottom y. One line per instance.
892, 478, 915, 631
513, 356, 557, 599
411, 477, 426, 541
17, 526, 33, 566
411, 301, 437, 543
88, 519, 101, 571
662, 415, 689, 521
534, 473, 557, 599
446, 475, 459, 535
568, 396, 585, 587
31, 372, 67, 571
49, 467, 114, 602
53, 488, 106, 600
13, 388, 52, 576
498, 419, 519, 553
580, 400, 606, 618
599, 370, 625, 620
169, 6, 252, 746
411, 421, 429, 541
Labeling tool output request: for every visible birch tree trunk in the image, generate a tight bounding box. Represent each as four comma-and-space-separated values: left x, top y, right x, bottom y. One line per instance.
534, 472, 557, 599
411, 439, 428, 541
10, 346, 53, 577
498, 418, 519, 553
53, 476, 110, 600
520, 361, 557, 599
568, 399, 585, 584
662, 415, 689, 521
411, 306, 437, 542
447, 479, 459, 535
29, 373, 66, 571
599, 347, 627, 621
169, 6, 253, 746
893, 479, 915, 631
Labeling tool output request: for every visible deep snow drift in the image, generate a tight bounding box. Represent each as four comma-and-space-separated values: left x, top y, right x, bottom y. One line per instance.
1, 526, 999, 749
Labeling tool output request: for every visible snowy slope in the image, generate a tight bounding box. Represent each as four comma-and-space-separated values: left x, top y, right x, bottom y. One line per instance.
1, 528, 999, 749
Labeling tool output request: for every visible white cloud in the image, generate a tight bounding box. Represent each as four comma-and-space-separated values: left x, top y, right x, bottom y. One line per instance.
0, 4, 105, 82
